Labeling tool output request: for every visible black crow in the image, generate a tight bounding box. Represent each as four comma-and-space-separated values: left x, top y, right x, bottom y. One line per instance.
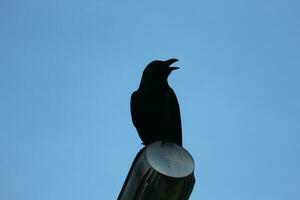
130, 58, 182, 146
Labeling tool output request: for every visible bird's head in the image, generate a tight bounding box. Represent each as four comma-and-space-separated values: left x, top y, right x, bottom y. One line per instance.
143, 58, 179, 80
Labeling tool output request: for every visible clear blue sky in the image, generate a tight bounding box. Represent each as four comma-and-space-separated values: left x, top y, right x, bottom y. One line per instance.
1, 0, 299, 199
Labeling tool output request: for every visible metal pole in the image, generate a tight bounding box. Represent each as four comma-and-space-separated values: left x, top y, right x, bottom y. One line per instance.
118, 141, 195, 200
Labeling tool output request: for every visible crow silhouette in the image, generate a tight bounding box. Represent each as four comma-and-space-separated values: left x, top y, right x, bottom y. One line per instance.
131, 59, 182, 146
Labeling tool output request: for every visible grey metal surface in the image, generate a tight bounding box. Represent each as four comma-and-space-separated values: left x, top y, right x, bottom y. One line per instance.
118, 141, 195, 200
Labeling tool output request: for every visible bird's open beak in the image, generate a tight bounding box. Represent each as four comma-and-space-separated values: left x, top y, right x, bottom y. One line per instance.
169, 66, 179, 71
165, 58, 178, 66
165, 58, 179, 71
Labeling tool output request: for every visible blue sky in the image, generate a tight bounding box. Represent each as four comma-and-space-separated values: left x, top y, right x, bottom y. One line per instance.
1, 0, 300, 199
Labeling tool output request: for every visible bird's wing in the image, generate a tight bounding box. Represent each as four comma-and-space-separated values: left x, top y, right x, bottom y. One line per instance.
130, 91, 140, 128
169, 88, 182, 146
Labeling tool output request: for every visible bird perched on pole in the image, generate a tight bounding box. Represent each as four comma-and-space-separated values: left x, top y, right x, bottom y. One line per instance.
130, 58, 182, 146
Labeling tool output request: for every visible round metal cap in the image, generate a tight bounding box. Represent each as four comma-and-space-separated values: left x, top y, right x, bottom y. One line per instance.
146, 141, 195, 178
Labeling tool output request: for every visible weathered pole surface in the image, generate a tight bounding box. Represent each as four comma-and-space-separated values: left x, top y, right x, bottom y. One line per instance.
118, 141, 195, 200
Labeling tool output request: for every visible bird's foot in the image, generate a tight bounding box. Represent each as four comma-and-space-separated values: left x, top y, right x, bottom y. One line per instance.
161, 139, 172, 146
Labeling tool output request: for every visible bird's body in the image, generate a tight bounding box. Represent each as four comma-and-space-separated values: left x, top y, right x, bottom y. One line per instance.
131, 59, 182, 146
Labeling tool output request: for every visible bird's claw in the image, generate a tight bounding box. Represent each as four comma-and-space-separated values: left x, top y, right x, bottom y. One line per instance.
161, 139, 172, 146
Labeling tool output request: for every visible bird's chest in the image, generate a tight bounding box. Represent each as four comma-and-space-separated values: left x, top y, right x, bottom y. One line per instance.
141, 92, 171, 118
